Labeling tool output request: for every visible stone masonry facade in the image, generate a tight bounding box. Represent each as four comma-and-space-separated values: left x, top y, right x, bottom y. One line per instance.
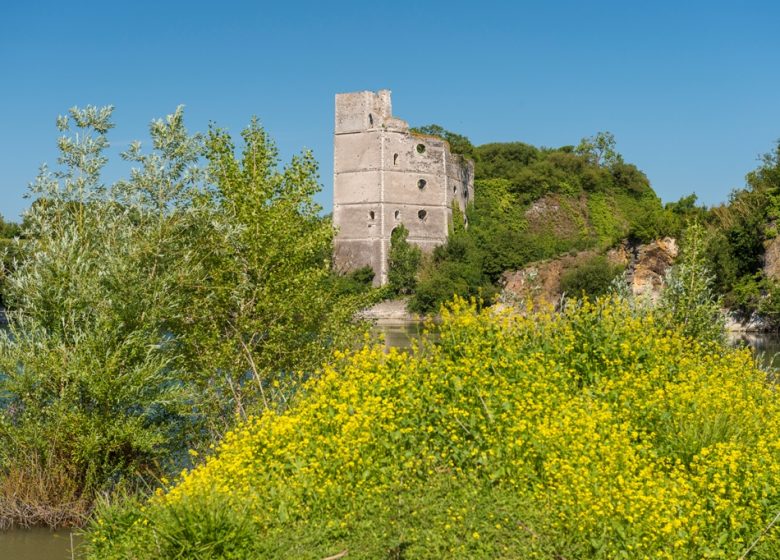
333, 90, 474, 285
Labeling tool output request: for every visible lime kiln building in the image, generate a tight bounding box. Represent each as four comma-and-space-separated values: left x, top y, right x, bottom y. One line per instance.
332, 89, 474, 285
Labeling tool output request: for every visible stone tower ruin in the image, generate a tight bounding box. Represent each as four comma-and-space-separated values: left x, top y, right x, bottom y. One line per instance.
333, 90, 474, 285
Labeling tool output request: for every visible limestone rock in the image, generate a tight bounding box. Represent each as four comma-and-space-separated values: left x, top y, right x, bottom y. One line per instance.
764, 235, 780, 280
500, 237, 679, 307
357, 298, 416, 323
629, 237, 678, 301
501, 249, 611, 306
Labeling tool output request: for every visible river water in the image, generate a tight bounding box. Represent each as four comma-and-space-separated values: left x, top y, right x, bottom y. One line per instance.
0, 528, 80, 559
1, 321, 778, 559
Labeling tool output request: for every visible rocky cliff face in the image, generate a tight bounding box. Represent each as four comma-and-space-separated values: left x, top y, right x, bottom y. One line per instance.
764, 235, 780, 280
627, 238, 678, 301
500, 238, 678, 306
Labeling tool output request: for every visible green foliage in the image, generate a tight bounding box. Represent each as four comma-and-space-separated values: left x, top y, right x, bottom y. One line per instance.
706, 141, 780, 315
88, 493, 257, 560
658, 222, 725, 343
329, 266, 376, 297
177, 119, 371, 430
560, 255, 624, 299
0, 215, 22, 307
0, 106, 197, 524
575, 131, 623, 168
729, 273, 780, 328
409, 231, 496, 313
0, 105, 367, 525
388, 224, 421, 296
0, 215, 21, 240
403, 126, 670, 312
472, 142, 539, 192
586, 193, 623, 246
663, 193, 709, 238
474, 134, 655, 203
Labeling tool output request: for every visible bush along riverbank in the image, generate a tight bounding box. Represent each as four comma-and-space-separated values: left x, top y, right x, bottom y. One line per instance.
0, 106, 377, 530
84, 296, 780, 559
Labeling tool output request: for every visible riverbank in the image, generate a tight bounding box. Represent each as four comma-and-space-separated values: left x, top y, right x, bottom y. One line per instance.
357, 298, 419, 323
358, 297, 780, 334
724, 310, 778, 333
0, 528, 80, 560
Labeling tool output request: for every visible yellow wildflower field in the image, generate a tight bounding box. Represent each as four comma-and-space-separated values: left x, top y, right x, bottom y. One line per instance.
87, 298, 780, 559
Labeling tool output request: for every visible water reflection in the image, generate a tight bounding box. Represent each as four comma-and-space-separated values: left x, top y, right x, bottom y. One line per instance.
728, 332, 780, 371
0, 528, 80, 560
376, 321, 425, 349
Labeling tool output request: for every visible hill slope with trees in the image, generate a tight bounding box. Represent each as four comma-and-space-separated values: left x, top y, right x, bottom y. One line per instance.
406, 127, 688, 312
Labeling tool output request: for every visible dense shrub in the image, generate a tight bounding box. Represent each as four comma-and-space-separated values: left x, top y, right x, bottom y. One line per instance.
708, 141, 780, 309
559, 255, 624, 299
659, 223, 725, 343
388, 224, 421, 295
329, 266, 377, 297
0, 106, 370, 527
86, 298, 780, 559
409, 232, 496, 313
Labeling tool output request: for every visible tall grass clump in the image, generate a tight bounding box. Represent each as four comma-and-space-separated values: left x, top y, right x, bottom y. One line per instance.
85, 297, 780, 559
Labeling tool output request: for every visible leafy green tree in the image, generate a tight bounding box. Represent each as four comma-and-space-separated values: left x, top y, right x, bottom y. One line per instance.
0, 105, 368, 526
707, 141, 780, 306
177, 120, 371, 428
388, 224, 421, 295
409, 230, 496, 313
0, 106, 196, 525
576, 131, 623, 168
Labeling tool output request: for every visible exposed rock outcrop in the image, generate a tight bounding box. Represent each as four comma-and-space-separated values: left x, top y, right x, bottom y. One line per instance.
357, 299, 416, 323
628, 237, 678, 301
764, 235, 780, 280
500, 237, 678, 306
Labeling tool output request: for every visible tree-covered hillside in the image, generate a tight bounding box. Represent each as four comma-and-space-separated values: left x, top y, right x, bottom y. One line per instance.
408, 127, 684, 312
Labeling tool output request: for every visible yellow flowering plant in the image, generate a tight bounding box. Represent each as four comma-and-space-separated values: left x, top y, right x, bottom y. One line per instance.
86, 297, 780, 559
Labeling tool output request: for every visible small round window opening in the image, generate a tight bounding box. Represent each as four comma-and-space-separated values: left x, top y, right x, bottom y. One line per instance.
416, 144, 426, 154
369, 210, 375, 220
417, 179, 426, 190
418, 209, 427, 221
394, 210, 400, 220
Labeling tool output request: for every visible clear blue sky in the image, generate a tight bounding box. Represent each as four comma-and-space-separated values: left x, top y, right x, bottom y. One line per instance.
1, 0, 779, 221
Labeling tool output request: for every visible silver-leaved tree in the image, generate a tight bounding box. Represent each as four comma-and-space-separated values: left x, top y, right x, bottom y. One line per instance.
0, 106, 372, 527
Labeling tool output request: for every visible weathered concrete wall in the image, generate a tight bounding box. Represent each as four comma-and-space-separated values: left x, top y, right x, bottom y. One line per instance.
333, 90, 474, 285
